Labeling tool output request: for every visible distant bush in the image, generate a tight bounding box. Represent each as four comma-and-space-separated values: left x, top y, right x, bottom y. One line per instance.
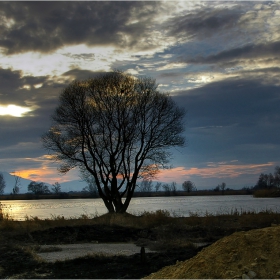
28, 181, 50, 195
253, 188, 280, 198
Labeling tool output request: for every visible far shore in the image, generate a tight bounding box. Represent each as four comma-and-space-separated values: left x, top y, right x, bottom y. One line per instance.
0, 189, 255, 200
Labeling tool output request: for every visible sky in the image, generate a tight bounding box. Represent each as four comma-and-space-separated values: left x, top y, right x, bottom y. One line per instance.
0, 1, 280, 190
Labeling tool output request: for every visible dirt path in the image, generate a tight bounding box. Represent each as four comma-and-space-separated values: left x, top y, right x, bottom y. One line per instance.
146, 225, 280, 279
36, 243, 156, 262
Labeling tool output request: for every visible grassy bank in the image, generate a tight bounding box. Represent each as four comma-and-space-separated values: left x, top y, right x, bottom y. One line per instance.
1, 209, 280, 278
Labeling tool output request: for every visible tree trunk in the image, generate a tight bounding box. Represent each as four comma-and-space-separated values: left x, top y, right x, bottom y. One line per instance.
98, 181, 136, 213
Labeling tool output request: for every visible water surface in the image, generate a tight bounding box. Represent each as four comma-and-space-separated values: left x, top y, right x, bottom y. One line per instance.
1, 195, 279, 221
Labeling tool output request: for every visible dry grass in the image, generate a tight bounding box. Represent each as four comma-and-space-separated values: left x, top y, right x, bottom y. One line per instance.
1, 201, 280, 240
253, 188, 280, 197
1, 202, 280, 279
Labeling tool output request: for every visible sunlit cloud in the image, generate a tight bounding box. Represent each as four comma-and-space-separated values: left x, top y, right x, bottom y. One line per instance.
0, 1, 279, 190
17, 168, 60, 184
0, 104, 32, 117
10, 155, 79, 184
157, 63, 188, 71
156, 162, 275, 183
0, 44, 144, 77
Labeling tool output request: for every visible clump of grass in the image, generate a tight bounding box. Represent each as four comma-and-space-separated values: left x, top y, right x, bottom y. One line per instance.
139, 210, 173, 227
0, 202, 14, 221
1, 207, 280, 243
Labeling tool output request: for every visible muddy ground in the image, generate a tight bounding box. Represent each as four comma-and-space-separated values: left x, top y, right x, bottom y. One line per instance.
1, 224, 202, 279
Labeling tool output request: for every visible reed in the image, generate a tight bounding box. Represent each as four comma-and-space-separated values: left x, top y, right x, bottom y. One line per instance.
1, 207, 280, 236
253, 188, 280, 197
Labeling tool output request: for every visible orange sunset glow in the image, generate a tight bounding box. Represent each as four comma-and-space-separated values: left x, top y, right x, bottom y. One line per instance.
0, 1, 279, 192
156, 162, 276, 183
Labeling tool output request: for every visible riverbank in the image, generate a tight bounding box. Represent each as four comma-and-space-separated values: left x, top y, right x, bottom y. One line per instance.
0, 189, 253, 200
1, 210, 280, 278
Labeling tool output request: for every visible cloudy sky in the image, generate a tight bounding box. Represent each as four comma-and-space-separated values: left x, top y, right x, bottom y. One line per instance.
0, 1, 279, 190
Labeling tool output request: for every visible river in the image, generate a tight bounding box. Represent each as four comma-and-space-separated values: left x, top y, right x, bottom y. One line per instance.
1, 195, 279, 221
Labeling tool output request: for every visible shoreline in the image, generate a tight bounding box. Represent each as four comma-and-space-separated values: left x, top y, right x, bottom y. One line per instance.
0, 190, 253, 200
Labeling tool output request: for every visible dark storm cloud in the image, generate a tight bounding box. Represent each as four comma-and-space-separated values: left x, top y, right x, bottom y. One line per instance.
175, 76, 280, 128
0, 98, 60, 160
62, 68, 105, 80
166, 6, 245, 39
184, 41, 280, 65
173, 77, 280, 165
0, 67, 65, 156
0, 1, 158, 54
0, 67, 114, 159
0, 68, 50, 105
0, 68, 22, 95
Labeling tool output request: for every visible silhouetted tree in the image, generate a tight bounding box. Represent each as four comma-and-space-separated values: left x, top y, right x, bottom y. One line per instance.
155, 182, 162, 192
139, 179, 153, 192
81, 173, 99, 197
12, 186, 20, 195
214, 183, 226, 193
170, 181, 177, 195
28, 181, 50, 195
162, 183, 171, 196
51, 182, 62, 194
220, 182, 226, 194
11, 172, 21, 195
182, 180, 196, 193
256, 173, 270, 189
0, 173, 6, 195
213, 185, 220, 192
42, 71, 186, 213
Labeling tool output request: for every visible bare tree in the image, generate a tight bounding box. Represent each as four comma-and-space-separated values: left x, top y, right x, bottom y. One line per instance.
155, 182, 162, 192
11, 172, 21, 195
0, 173, 6, 195
12, 186, 20, 195
220, 182, 226, 194
214, 185, 220, 192
139, 179, 153, 192
42, 71, 186, 213
162, 183, 171, 195
52, 182, 62, 194
170, 181, 177, 195
182, 180, 196, 193
28, 181, 50, 195
81, 171, 99, 197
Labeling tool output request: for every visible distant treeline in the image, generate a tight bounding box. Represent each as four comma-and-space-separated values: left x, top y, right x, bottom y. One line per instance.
0, 189, 254, 200
1, 166, 280, 200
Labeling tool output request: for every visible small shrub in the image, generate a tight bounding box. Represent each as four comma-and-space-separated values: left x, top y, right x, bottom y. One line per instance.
254, 188, 280, 197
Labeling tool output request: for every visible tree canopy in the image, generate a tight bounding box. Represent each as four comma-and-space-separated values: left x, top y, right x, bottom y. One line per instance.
28, 181, 50, 195
182, 180, 196, 193
42, 71, 186, 213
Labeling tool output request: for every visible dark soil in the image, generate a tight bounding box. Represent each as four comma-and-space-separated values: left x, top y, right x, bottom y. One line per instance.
0, 225, 199, 279
1, 212, 280, 279
0, 242, 199, 279
17, 224, 145, 244
0, 225, 201, 279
